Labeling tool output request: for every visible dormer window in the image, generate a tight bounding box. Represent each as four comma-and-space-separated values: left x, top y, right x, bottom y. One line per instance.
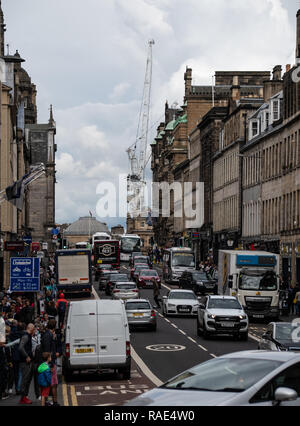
249, 119, 260, 139
272, 99, 280, 121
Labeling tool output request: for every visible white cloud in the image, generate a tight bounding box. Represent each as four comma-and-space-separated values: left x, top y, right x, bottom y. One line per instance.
3, 0, 297, 227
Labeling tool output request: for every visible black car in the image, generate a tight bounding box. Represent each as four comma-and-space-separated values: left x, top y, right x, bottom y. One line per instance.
99, 270, 119, 291
95, 264, 113, 281
179, 271, 218, 295
105, 274, 130, 296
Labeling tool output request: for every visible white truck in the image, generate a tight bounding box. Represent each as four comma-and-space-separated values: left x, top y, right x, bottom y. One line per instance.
218, 250, 280, 321
55, 249, 92, 297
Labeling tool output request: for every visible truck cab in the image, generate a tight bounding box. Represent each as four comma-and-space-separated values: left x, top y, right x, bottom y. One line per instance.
219, 251, 280, 321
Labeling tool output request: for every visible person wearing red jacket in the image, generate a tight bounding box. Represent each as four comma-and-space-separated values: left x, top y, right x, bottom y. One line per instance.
56, 294, 68, 330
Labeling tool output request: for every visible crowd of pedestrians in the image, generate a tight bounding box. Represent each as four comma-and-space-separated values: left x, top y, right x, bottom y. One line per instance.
0, 260, 67, 406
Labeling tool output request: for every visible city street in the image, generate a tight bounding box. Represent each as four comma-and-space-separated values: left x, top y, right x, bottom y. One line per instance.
59, 265, 269, 407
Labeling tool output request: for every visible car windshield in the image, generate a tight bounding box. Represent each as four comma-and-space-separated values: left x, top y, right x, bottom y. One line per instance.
116, 284, 137, 290
169, 292, 197, 300
275, 324, 297, 342
172, 253, 195, 267
239, 270, 277, 291
208, 298, 242, 310
163, 358, 282, 392
193, 272, 209, 281
126, 302, 151, 311
140, 271, 158, 277
111, 275, 129, 282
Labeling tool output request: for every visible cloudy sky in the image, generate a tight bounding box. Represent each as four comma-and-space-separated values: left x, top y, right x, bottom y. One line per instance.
3, 0, 298, 229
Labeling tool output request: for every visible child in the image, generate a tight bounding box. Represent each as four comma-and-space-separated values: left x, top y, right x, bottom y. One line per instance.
37, 352, 52, 406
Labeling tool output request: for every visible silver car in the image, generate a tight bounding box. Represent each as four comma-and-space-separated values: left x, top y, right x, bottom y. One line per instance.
197, 295, 248, 340
125, 351, 300, 406
112, 282, 140, 300
258, 322, 300, 352
125, 299, 157, 331
162, 290, 199, 316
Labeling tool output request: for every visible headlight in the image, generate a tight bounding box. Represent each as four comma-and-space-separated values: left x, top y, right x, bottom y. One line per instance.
207, 314, 216, 319
239, 315, 247, 320
168, 304, 176, 309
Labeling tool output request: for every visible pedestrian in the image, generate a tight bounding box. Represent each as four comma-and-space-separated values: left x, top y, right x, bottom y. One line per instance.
41, 319, 62, 406
9, 320, 25, 395
19, 299, 34, 325
18, 323, 35, 404
32, 326, 42, 401
46, 300, 58, 321
37, 352, 52, 407
0, 310, 9, 400
152, 278, 161, 309
5, 325, 14, 395
56, 293, 68, 330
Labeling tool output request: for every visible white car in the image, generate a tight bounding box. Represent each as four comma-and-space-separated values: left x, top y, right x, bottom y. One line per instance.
126, 351, 300, 406
112, 282, 140, 301
162, 290, 199, 316
197, 295, 249, 340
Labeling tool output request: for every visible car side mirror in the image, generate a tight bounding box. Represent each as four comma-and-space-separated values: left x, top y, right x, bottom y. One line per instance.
274, 388, 298, 405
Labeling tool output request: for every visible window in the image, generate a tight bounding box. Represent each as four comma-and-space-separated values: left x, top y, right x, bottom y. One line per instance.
250, 362, 300, 404
272, 100, 280, 121
250, 120, 259, 139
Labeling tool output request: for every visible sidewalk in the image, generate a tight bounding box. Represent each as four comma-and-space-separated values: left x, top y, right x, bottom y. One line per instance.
0, 359, 63, 407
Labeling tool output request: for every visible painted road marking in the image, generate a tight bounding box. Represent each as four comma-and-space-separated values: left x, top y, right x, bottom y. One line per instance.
62, 377, 69, 407
146, 344, 186, 352
131, 346, 163, 387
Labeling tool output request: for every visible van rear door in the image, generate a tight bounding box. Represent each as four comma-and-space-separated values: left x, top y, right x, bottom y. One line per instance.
97, 313, 126, 366
69, 301, 98, 368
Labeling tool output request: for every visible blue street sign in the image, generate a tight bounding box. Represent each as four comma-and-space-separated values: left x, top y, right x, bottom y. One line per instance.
10, 257, 40, 292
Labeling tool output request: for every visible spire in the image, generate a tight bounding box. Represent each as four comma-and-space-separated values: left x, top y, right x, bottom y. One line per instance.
0, 0, 6, 57
48, 104, 56, 128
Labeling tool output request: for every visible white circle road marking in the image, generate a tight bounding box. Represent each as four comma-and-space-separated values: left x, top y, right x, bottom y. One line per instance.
146, 344, 186, 352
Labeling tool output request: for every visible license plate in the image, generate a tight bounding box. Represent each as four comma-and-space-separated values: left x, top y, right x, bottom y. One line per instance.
75, 348, 94, 354
253, 315, 264, 319
179, 309, 190, 313
221, 322, 235, 328
133, 313, 144, 317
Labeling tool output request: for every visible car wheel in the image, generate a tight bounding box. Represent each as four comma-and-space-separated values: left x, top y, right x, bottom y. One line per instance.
63, 366, 73, 382
119, 367, 131, 380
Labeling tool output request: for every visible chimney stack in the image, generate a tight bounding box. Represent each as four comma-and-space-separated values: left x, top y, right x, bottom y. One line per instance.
231, 76, 240, 102
184, 67, 192, 97
272, 65, 282, 81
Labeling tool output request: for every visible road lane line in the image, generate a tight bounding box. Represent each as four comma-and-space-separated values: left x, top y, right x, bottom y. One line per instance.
62, 377, 69, 406
188, 337, 197, 344
179, 330, 186, 335
198, 345, 208, 352
131, 346, 163, 387
70, 385, 78, 406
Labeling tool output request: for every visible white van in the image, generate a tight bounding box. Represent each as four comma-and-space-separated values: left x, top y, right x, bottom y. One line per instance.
62, 300, 131, 381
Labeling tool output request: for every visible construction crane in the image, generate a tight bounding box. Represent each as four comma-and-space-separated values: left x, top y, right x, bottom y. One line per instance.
127, 39, 154, 216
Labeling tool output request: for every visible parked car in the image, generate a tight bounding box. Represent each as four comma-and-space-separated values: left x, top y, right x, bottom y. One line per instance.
197, 295, 248, 341
137, 269, 161, 289
112, 282, 140, 301
258, 322, 300, 352
125, 351, 300, 406
179, 271, 218, 295
63, 300, 131, 381
162, 290, 200, 317
125, 299, 157, 331
105, 273, 130, 296
99, 270, 119, 291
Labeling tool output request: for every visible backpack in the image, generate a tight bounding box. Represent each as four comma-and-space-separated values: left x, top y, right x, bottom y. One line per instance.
38, 366, 51, 387
57, 301, 66, 315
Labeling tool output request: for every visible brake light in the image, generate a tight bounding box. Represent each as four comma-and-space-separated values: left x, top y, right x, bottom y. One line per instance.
126, 341, 131, 357
113, 289, 120, 293
151, 310, 156, 318
133, 290, 138, 293
66, 343, 70, 358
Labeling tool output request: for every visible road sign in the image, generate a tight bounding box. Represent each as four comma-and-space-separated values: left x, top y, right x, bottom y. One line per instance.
4, 241, 25, 252
10, 257, 40, 292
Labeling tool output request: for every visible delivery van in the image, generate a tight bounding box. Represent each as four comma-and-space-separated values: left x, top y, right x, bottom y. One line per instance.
62, 300, 131, 381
